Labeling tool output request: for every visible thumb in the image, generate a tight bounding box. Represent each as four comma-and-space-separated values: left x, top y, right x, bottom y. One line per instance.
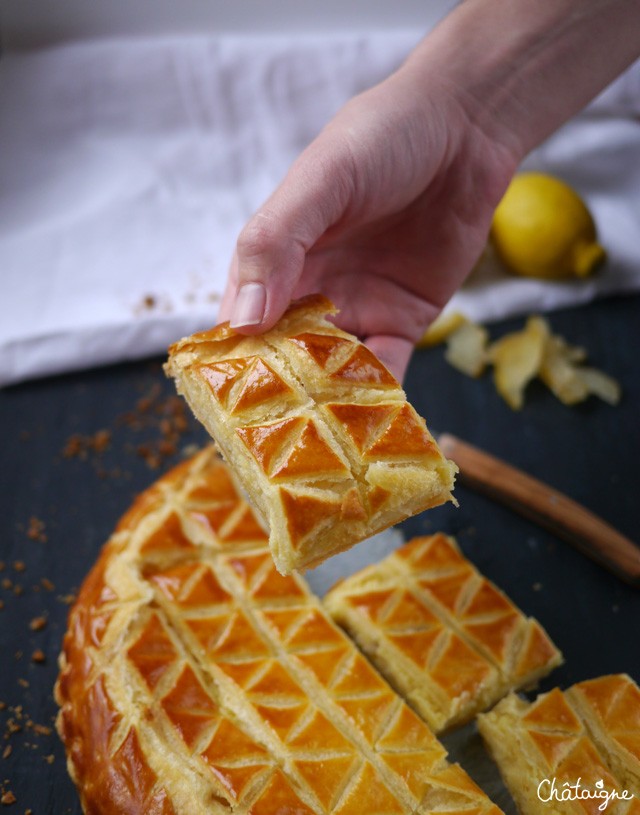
226, 140, 352, 333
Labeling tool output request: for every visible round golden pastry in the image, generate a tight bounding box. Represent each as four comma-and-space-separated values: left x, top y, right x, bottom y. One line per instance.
55, 448, 502, 815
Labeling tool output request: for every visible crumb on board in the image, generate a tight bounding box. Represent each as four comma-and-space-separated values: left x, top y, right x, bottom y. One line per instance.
26, 518, 47, 544
62, 384, 194, 476
5, 719, 22, 736
28, 617, 47, 632
63, 429, 111, 460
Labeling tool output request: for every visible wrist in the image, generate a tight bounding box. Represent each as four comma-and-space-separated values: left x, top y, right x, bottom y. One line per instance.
404, 0, 640, 160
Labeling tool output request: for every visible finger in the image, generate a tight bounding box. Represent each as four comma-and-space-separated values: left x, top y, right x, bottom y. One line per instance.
364, 334, 415, 383
229, 138, 353, 333
217, 253, 239, 323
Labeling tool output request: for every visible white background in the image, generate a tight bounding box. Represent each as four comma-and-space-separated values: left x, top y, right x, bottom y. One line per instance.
1, 0, 638, 387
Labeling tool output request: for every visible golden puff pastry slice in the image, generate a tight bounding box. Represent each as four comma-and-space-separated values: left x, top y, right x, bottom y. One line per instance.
56, 449, 503, 815
324, 534, 562, 732
164, 294, 457, 574
478, 678, 640, 815
566, 675, 640, 796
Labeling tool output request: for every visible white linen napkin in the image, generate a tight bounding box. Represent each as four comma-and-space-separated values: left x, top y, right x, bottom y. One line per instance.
1, 34, 638, 387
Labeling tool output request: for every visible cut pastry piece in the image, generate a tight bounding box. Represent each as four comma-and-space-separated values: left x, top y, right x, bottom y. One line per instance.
324, 534, 562, 732
566, 675, 640, 796
165, 294, 457, 574
478, 676, 640, 815
56, 449, 502, 815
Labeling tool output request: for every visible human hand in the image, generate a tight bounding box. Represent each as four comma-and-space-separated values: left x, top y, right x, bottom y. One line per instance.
219, 0, 640, 381
218, 66, 518, 380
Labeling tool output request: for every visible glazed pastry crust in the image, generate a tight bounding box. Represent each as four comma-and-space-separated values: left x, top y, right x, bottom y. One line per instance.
324, 534, 562, 732
566, 675, 640, 795
478, 676, 640, 815
164, 294, 456, 574
55, 449, 501, 815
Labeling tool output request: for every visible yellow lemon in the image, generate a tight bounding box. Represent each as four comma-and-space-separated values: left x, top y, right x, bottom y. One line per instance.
491, 172, 606, 280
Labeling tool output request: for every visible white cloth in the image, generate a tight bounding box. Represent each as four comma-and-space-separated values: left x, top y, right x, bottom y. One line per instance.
1, 34, 639, 387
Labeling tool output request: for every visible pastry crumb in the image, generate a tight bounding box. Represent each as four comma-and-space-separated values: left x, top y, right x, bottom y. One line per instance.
28, 617, 47, 632
26, 517, 47, 543
63, 429, 111, 460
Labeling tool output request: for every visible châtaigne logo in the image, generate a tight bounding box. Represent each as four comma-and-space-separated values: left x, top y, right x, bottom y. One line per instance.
537, 777, 633, 811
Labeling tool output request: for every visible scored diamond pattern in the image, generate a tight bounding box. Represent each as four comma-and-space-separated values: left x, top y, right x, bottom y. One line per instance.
400, 536, 561, 683
165, 294, 456, 574
237, 416, 349, 481
199, 356, 298, 416
109, 727, 177, 815
567, 675, 640, 791
160, 664, 218, 749
479, 680, 640, 815
288, 331, 397, 388
128, 613, 179, 692
58, 449, 503, 815
324, 533, 562, 732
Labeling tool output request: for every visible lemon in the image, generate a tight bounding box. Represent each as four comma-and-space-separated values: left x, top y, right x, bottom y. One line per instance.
491, 172, 606, 280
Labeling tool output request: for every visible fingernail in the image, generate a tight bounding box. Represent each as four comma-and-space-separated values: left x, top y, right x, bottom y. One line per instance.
230, 282, 266, 328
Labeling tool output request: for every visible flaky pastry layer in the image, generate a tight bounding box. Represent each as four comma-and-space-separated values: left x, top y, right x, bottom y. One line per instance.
55, 449, 501, 815
324, 534, 562, 732
164, 294, 456, 574
478, 675, 640, 815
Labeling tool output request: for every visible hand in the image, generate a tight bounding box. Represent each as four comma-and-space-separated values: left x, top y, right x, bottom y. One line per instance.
219, 0, 640, 381
219, 68, 518, 380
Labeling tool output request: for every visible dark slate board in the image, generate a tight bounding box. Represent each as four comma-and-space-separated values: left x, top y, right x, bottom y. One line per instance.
0, 293, 638, 814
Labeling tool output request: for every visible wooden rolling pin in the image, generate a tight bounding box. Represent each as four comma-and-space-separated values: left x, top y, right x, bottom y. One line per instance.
438, 433, 640, 588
